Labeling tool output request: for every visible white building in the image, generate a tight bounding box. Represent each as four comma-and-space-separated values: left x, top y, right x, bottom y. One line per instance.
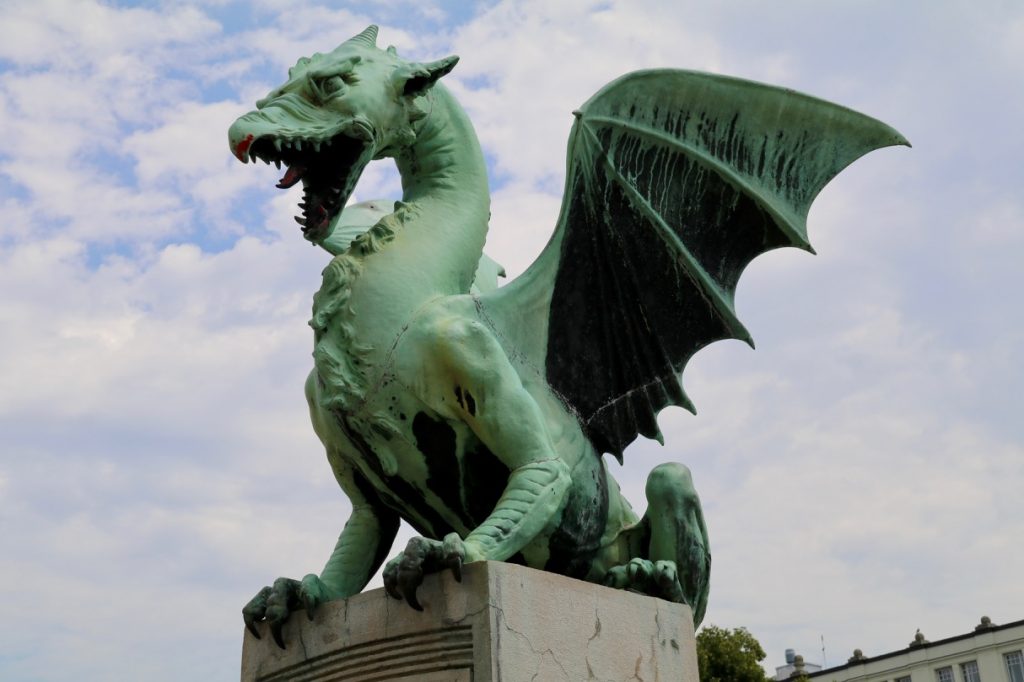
775, 649, 823, 680
802, 617, 1024, 682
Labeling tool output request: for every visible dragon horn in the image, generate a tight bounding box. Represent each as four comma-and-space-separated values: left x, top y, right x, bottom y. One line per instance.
346, 25, 379, 48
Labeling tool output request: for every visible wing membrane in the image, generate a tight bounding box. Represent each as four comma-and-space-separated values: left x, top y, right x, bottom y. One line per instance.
481, 69, 908, 461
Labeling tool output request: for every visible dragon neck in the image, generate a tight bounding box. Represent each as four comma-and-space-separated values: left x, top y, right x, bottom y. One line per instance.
309, 85, 490, 414
388, 83, 490, 294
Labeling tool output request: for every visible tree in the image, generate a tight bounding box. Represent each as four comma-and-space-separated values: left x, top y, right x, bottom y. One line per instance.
696, 624, 772, 682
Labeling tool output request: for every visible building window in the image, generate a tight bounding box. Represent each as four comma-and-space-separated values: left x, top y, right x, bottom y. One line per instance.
1007, 651, 1024, 682
960, 660, 980, 682
934, 667, 953, 682
895, 676, 912, 682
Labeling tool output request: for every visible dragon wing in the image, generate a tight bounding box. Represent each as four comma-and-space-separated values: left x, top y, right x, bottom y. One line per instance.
478, 69, 908, 462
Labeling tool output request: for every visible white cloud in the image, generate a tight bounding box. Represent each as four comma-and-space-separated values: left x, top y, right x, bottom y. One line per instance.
0, 8, 214, 241
447, 1, 725, 186
0, 0, 217, 67
127, 100, 254, 187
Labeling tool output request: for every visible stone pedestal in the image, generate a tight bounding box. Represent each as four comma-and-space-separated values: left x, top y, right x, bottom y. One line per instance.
241, 561, 698, 681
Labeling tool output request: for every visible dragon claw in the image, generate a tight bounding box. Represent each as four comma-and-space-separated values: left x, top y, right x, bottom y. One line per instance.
383, 571, 403, 601
244, 610, 263, 640
603, 559, 686, 604
265, 594, 293, 650
382, 534, 469, 609
398, 537, 428, 610
270, 620, 287, 650
652, 560, 685, 603
242, 585, 272, 640
403, 585, 424, 612
397, 565, 425, 610
242, 575, 328, 648
626, 557, 649, 584
442, 532, 465, 583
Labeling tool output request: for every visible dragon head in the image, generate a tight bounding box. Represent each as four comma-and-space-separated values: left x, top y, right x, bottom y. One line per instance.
228, 25, 458, 242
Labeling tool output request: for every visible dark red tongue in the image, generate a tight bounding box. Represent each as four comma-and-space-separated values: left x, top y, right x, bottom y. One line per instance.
276, 165, 306, 189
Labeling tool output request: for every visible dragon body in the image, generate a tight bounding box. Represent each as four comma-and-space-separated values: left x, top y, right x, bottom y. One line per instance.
228, 26, 907, 648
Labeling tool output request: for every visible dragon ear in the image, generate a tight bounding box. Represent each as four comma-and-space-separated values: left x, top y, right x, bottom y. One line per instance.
396, 56, 459, 96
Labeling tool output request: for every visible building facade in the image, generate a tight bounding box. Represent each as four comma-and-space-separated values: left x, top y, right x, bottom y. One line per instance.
805, 618, 1024, 682
776, 649, 823, 680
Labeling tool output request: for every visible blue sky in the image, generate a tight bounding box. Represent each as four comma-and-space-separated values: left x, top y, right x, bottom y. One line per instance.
1, 1, 1022, 680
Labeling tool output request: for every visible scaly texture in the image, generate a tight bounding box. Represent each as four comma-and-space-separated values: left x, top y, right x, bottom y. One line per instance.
229, 26, 906, 648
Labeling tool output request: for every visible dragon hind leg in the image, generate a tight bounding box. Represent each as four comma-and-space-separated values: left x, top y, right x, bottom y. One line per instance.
603, 463, 710, 626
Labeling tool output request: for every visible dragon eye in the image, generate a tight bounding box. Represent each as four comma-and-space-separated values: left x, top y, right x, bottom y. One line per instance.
306, 61, 359, 104
309, 75, 346, 103
321, 76, 345, 95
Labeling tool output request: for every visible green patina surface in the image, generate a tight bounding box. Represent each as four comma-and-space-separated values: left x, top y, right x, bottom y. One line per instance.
228, 25, 907, 648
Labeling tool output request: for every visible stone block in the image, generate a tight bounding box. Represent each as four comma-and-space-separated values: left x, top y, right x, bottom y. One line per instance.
241, 561, 698, 681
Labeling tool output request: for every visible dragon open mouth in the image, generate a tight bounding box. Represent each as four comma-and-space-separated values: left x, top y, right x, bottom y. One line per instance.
244, 125, 373, 242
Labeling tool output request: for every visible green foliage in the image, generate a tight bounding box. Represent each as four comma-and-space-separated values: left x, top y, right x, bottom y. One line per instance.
696, 625, 771, 682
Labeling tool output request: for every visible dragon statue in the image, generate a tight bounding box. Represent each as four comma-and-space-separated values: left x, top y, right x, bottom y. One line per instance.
228, 26, 907, 648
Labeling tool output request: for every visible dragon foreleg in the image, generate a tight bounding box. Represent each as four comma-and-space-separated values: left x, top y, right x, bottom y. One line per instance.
461, 458, 571, 562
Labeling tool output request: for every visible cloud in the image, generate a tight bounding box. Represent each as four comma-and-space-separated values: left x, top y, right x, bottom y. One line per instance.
447, 0, 728, 188
0, 3, 225, 244
0, 0, 218, 67
126, 100, 261, 199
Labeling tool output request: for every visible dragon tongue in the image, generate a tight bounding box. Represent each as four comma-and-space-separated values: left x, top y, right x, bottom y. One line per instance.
275, 165, 306, 189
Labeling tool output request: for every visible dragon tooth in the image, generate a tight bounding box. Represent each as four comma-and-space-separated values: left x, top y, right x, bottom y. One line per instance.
274, 138, 282, 152
294, 216, 306, 226
276, 164, 305, 189
313, 140, 321, 152
295, 139, 302, 151
274, 159, 281, 169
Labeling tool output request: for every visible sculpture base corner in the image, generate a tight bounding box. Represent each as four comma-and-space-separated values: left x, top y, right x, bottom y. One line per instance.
241, 561, 698, 681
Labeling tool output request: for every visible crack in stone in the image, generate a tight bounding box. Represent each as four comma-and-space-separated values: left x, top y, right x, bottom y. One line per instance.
441, 601, 491, 627
489, 598, 571, 681
585, 609, 610, 681
297, 619, 310, 663
530, 650, 571, 682
630, 653, 645, 681
588, 614, 603, 642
